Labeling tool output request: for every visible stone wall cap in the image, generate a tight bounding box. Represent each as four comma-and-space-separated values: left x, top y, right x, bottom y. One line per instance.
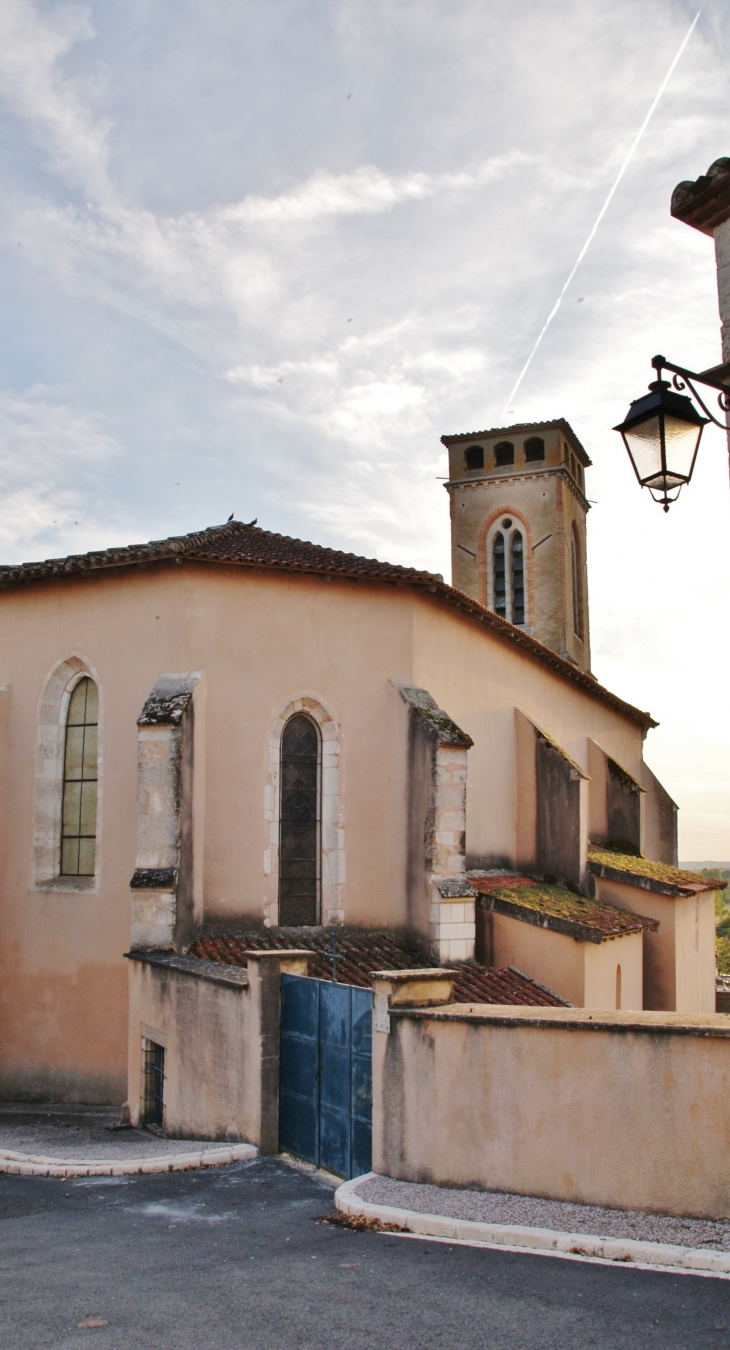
245, 949, 312, 961
371, 968, 455, 981
124, 950, 249, 987
393, 1004, 730, 1037
434, 876, 474, 899
391, 680, 473, 748
130, 867, 178, 890
138, 672, 203, 726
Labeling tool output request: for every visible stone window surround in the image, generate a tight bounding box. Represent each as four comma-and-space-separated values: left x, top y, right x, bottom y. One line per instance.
263, 693, 344, 928
32, 653, 103, 892
478, 504, 535, 630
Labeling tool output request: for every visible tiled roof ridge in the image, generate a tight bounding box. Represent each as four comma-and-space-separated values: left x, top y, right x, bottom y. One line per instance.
440, 417, 591, 465
0, 518, 655, 731
188, 928, 567, 1007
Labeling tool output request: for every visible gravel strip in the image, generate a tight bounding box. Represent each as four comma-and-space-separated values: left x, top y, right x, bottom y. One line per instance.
354, 1175, 730, 1250
0, 1108, 234, 1161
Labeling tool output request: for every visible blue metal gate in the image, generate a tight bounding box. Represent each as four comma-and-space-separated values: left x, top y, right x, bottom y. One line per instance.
279, 974, 372, 1179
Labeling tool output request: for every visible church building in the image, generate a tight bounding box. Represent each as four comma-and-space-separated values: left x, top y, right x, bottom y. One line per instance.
0, 416, 719, 1121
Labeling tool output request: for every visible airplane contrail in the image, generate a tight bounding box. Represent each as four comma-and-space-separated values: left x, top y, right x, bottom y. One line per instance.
500, 11, 701, 421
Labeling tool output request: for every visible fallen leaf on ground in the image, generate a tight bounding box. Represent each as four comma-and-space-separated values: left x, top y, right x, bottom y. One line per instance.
77, 1318, 108, 1329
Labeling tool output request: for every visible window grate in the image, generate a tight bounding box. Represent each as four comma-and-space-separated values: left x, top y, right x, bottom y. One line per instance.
142, 1040, 165, 1127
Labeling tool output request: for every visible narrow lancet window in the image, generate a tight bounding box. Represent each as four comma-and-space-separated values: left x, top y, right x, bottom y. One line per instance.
571, 527, 583, 638
493, 532, 506, 617
279, 714, 321, 925
61, 677, 98, 875
511, 530, 525, 624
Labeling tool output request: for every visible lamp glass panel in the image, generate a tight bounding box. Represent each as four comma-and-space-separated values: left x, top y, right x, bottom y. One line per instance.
623, 416, 663, 484
662, 414, 702, 484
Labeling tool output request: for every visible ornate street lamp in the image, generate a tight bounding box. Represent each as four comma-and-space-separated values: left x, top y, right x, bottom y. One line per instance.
614, 354, 730, 511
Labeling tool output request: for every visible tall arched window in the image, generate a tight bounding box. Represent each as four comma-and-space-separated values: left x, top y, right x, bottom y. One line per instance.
571, 526, 583, 639
511, 531, 524, 624
279, 713, 321, 925
61, 677, 99, 876
493, 532, 506, 618
490, 519, 526, 626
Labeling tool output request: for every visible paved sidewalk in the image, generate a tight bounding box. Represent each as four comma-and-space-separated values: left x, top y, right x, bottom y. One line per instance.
0, 1105, 256, 1176
337, 1173, 730, 1277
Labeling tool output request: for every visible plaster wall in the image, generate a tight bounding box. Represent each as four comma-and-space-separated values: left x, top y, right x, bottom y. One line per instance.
634, 761, 678, 866
126, 954, 304, 1146
374, 1006, 730, 1218
593, 876, 716, 1014
480, 907, 642, 1009
0, 560, 652, 1099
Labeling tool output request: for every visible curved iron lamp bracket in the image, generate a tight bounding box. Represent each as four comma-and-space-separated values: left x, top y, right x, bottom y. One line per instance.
652, 354, 730, 429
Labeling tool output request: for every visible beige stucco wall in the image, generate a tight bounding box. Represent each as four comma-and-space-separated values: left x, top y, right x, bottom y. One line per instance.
0, 560, 651, 1099
127, 953, 306, 1144
374, 1005, 730, 1218
593, 876, 715, 1014
487, 909, 642, 1009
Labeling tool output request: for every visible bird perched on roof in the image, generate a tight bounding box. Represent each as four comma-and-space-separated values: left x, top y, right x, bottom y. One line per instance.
246, 518, 257, 527
227, 512, 234, 522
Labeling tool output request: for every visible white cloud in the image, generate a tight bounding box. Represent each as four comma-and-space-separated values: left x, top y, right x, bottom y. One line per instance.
0, 0, 110, 196
0, 391, 123, 560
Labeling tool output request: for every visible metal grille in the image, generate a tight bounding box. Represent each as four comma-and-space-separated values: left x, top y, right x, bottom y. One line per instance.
279, 714, 321, 926
511, 530, 524, 625
142, 1040, 165, 1127
61, 677, 98, 876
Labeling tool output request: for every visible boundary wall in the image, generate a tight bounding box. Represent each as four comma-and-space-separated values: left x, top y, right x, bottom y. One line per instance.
373, 1003, 730, 1219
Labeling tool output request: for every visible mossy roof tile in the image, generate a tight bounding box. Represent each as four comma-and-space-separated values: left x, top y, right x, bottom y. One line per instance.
588, 848, 727, 897
469, 874, 657, 944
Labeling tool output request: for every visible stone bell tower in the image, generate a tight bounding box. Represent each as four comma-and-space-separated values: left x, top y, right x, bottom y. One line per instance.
441, 419, 592, 672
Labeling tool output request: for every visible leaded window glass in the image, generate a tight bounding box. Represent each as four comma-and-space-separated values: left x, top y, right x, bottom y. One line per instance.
61, 677, 98, 876
511, 530, 525, 625
493, 532, 506, 618
279, 714, 321, 926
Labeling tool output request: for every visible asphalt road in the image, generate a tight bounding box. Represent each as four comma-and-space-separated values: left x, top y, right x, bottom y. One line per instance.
1, 1156, 729, 1349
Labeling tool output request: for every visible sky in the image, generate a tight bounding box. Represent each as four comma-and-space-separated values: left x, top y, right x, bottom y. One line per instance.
0, 0, 728, 860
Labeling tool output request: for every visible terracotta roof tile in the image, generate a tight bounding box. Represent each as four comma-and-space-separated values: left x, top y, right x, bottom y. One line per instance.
188, 929, 568, 1006
0, 519, 656, 732
469, 873, 657, 944
588, 848, 727, 898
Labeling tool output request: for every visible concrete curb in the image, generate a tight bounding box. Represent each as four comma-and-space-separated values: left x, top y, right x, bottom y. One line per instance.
0, 1142, 258, 1178
334, 1175, 730, 1277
